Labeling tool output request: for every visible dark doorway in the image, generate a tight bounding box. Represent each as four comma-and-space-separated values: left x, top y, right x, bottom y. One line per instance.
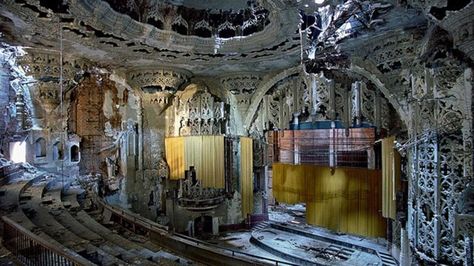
53, 142, 64, 160
194, 215, 213, 237
70, 145, 79, 162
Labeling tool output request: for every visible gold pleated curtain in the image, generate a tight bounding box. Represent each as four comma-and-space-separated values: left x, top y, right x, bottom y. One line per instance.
165, 137, 185, 180
240, 137, 253, 218
194, 136, 225, 188
165, 136, 224, 188
382, 136, 400, 220
185, 136, 203, 180
272, 163, 385, 238
272, 163, 307, 204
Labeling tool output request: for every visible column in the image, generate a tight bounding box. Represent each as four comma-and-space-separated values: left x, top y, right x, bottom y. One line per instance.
352, 81, 362, 127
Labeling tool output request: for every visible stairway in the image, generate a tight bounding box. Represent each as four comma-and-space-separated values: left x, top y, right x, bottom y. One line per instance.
377, 250, 398, 266
252, 220, 270, 231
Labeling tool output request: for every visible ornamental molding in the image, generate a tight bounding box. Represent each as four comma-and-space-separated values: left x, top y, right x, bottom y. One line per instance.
126, 68, 191, 92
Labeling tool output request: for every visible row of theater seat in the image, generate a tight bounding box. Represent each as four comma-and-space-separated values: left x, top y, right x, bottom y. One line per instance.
0, 160, 187, 265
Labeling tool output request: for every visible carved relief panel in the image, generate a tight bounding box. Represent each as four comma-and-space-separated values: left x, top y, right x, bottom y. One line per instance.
222, 75, 261, 119
169, 87, 226, 137
407, 59, 472, 265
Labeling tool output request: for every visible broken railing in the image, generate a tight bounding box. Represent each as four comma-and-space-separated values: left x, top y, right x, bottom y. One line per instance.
1, 216, 94, 266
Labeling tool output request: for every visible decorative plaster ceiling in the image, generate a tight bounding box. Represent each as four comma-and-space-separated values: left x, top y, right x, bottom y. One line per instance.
1, 0, 462, 76
0, 0, 303, 76
165, 0, 251, 10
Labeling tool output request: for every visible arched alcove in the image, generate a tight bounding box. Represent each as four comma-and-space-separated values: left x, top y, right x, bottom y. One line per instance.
35, 138, 46, 158
52, 142, 64, 161
70, 145, 80, 162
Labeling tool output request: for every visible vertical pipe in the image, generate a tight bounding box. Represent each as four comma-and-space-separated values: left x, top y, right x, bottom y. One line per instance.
293, 122, 299, 164
138, 98, 143, 173
59, 18, 65, 189
330, 122, 335, 167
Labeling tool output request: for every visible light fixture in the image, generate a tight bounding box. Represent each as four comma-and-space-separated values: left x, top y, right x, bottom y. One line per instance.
315, 0, 325, 4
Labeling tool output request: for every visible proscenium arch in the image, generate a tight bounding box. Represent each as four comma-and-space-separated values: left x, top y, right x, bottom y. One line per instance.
244, 62, 409, 131
243, 65, 304, 130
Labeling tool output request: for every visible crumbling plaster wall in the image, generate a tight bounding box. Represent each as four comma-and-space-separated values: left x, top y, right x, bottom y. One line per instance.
0, 45, 32, 157
71, 71, 140, 201
0, 52, 16, 154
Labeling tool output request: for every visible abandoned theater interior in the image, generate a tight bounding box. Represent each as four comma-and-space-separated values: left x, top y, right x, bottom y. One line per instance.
0, 0, 473, 265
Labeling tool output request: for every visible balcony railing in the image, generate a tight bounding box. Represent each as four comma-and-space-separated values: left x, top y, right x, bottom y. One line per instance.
1, 216, 94, 266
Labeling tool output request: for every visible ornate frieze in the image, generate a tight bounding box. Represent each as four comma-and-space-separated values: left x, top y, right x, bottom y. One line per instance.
222, 75, 261, 117
102, 0, 269, 38
18, 48, 86, 81
36, 82, 61, 115
127, 68, 191, 92
169, 87, 226, 137
14, 48, 87, 129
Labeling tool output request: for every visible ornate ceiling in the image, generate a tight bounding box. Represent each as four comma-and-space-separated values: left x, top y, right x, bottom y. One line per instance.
0, 0, 303, 75
0, 0, 472, 76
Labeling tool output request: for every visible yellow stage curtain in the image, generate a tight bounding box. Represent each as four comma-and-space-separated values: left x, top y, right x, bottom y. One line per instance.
185, 135, 203, 179
273, 163, 386, 238
182, 135, 225, 188
272, 163, 308, 204
240, 137, 253, 218
200, 136, 225, 188
382, 136, 400, 220
165, 137, 185, 180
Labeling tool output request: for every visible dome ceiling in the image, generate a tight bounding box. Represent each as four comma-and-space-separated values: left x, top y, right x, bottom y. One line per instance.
0, 0, 303, 76
165, 0, 251, 10
0, 0, 450, 76
103, 0, 270, 38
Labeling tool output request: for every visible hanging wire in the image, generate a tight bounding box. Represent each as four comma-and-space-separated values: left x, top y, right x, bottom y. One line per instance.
59, 17, 65, 188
